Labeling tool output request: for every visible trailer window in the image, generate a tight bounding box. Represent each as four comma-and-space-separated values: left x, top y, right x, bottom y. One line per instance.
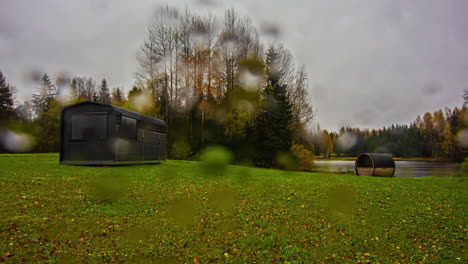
71, 113, 108, 141
121, 116, 137, 140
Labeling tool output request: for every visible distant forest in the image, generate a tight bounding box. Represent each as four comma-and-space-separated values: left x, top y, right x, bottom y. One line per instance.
0, 6, 467, 165
310, 105, 467, 162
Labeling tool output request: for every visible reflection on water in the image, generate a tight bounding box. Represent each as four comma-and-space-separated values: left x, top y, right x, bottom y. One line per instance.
314, 161, 460, 178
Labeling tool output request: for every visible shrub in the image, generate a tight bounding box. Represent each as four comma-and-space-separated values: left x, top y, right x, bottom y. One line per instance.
291, 144, 315, 171
170, 140, 192, 160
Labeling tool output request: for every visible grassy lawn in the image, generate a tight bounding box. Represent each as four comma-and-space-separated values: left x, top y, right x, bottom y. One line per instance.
0, 154, 466, 263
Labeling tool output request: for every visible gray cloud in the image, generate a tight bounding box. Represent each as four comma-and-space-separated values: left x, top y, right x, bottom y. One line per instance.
1, 0, 466, 131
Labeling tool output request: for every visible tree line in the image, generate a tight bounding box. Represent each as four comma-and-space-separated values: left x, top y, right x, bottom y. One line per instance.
0, 7, 316, 169
310, 104, 467, 162
131, 7, 315, 167
0, 70, 127, 153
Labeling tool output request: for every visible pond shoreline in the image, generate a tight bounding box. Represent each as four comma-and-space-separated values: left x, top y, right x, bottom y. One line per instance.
315, 157, 458, 162
314, 160, 461, 178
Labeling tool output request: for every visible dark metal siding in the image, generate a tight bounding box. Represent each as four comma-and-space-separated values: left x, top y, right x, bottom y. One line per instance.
60, 101, 167, 165
115, 130, 166, 161
60, 103, 114, 162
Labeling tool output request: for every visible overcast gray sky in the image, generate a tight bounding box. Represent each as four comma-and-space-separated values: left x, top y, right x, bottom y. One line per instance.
1, 0, 466, 131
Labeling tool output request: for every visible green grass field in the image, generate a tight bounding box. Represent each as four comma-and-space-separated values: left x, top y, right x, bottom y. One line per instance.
0, 154, 466, 263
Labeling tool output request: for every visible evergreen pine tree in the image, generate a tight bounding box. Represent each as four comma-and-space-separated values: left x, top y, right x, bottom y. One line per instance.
15, 101, 33, 122
98, 78, 111, 104
32, 73, 56, 115
111, 87, 123, 103
31, 73, 61, 152
464, 89, 468, 108
0, 69, 15, 121
255, 47, 293, 167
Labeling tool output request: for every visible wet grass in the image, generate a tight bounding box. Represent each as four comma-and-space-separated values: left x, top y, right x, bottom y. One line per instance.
0, 154, 466, 263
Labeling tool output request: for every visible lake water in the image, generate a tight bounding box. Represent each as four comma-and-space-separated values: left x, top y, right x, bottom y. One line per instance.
314, 160, 460, 178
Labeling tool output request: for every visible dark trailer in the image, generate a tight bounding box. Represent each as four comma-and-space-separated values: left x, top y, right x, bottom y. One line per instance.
60, 101, 166, 165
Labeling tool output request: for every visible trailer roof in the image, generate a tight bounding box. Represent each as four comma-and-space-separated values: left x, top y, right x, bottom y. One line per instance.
62, 101, 167, 128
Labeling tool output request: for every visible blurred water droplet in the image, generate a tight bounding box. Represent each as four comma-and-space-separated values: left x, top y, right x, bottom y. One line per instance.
90, 0, 109, 12
275, 152, 298, 171
55, 253, 78, 264
456, 129, 468, 147
166, 197, 197, 225
55, 73, 71, 87
131, 254, 162, 264
233, 165, 253, 184
423, 81, 443, 96
260, 22, 282, 39
196, 0, 218, 7
199, 145, 233, 176
336, 132, 357, 151
24, 68, 43, 84
0, 130, 36, 153
268, 61, 281, 79
219, 217, 236, 233
237, 100, 255, 115
221, 39, 237, 53
126, 225, 151, 242
327, 185, 356, 215
208, 188, 238, 211
160, 166, 178, 180
155, 5, 179, 20
55, 86, 74, 105
130, 91, 154, 113
160, 255, 178, 264
239, 70, 261, 91
353, 109, 379, 125
191, 31, 209, 49
463, 111, 468, 126
44, 220, 68, 239
93, 171, 129, 202
170, 140, 192, 160
374, 145, 390, 153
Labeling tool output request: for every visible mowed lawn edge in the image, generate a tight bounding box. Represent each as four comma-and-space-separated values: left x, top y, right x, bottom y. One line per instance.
0, 154, 466, 263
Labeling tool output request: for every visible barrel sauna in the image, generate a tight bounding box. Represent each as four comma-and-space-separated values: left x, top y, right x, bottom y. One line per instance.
355, 153, 395, 177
